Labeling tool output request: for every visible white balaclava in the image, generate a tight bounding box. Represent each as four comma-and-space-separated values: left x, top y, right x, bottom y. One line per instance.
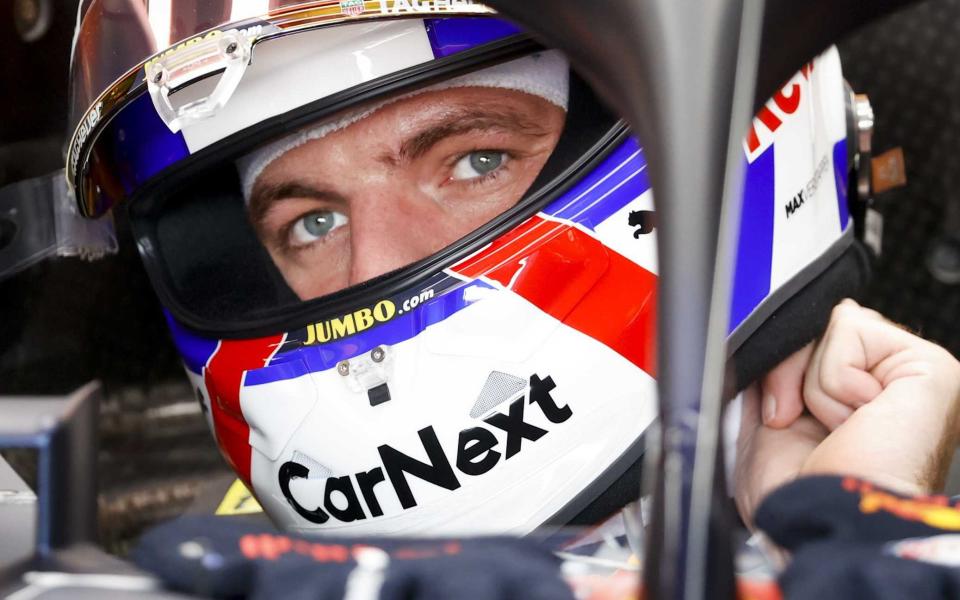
237, 50, 570, 201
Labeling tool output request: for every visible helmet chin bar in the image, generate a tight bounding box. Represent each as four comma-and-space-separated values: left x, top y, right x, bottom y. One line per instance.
482, 1, 923, 599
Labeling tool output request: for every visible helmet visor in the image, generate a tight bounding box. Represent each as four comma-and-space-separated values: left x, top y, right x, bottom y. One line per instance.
115, 23, 622, 335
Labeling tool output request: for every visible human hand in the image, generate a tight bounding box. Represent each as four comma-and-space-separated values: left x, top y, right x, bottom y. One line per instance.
735, 299, 960, 526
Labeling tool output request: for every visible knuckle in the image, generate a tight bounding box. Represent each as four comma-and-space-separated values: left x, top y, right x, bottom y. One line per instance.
938, 347, 960, 377
830, 300, 859, 324
819, 373, 844, 399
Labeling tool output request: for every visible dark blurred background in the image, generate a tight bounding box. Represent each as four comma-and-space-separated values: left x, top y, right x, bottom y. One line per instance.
2, 0, 960, 554
0, 0, 230, 556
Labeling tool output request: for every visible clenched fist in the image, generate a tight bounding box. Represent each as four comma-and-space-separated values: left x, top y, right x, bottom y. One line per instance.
735, 299, 960, 526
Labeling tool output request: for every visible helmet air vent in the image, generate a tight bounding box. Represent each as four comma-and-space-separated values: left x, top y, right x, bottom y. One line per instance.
470, 371, 526, 418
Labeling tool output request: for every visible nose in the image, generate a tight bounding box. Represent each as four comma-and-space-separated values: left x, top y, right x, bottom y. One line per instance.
346, 181, 446, 286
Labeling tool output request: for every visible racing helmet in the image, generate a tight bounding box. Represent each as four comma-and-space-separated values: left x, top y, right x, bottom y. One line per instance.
67, 0, 869, 536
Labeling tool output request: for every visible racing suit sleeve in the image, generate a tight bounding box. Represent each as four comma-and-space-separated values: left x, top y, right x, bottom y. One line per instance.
131, 514, 576, 600
756, 474, 960, 600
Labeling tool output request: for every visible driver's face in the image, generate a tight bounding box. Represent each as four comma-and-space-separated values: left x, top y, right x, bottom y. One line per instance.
248, 86, 566, 300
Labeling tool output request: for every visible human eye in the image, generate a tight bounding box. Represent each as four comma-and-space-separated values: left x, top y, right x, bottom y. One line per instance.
288, 209, 349, 248
451, 150, 509, 182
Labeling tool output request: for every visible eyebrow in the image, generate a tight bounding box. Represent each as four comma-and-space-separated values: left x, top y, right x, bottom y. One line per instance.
248, 183, 344, 233
395, 105, 554, 163
247, 105, 556, 224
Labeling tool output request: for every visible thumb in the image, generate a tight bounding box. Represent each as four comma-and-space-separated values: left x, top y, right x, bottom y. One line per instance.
759, 343, 814, 429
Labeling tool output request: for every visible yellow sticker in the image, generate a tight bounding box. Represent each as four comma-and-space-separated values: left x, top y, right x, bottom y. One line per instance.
215, 479, 264, 516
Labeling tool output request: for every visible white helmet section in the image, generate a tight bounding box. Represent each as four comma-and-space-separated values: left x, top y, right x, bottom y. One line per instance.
746, 47, 849, 293
175, 20, 438, 152
724, 47, 850, 340
247, 291, 657, 536
177, 47, 850, 536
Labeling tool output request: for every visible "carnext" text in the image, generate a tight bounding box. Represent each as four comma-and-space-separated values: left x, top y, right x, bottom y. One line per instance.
278, 374, 570, 524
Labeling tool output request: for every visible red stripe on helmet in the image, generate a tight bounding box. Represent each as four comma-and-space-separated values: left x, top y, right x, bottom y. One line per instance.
204, 335, 285, 483
453, 216, 657, 376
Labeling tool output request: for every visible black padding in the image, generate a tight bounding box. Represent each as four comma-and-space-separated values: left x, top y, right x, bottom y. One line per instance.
730, 240, 872, 393
562, 451, 643, 528
144, 169, 299, 322
528, 72, 618, 191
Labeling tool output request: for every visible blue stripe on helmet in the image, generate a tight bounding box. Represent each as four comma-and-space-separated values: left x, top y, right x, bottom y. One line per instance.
542, 137, 651, 229
96, 93, 189, 200
164, 310, 219, 375
729, 145, 776, 332
245, 278, 496, 386
832, 138, 850, 231
424, 17, 522, 58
